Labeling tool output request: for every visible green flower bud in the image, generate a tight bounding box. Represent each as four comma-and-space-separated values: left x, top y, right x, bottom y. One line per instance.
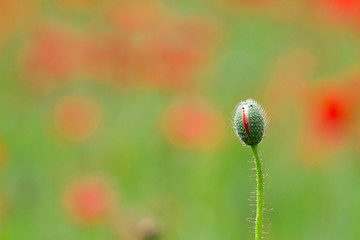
234, 99, 266, 146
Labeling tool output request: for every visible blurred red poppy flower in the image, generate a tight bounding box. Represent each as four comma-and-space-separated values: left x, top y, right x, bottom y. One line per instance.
161, 97, 225, 150
110, 2, 219, 90
304, 84, 356, 142
64, 177, 115, 225
138, 41, 202, 90
24, 28, 80, 92
136, 20, 217, 90
298, 82, 358, 166
310, 0, 360, 26
53, 96, 102, 142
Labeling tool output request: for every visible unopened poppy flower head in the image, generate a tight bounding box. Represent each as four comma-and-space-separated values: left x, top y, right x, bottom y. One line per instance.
63, 176, 115, 225
161, 97, 225, 150
53, 96, 102, 142
234, 99, 266, 146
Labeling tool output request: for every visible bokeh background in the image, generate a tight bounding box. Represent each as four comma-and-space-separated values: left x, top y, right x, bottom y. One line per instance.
1, 0, 360, 239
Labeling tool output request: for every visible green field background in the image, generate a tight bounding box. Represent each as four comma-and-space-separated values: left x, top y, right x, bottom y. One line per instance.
1, 1, 360, 239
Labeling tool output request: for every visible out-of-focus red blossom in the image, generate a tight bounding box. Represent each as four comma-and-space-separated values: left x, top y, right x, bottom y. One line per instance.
161, 97, 225, 150
138, 40, 202, 90
22, 3, 218, 92
136, 20, 218, 90
303, 85, 356, 142
264, 50, 360, 167
53, 96, 102, 142
110, 3, 219, 90
64, 177, 115, 225
298, 83, 358, 166
24, 28, 79, 92
75, 34, 135, 85
310, 0, 360, 26
23, 26, 137, 92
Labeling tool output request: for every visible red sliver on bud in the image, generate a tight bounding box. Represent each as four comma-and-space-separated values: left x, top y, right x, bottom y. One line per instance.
242, 106, 250, 138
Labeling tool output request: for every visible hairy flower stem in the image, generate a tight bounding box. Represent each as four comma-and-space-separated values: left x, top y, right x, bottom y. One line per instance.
251, 144, 263, 240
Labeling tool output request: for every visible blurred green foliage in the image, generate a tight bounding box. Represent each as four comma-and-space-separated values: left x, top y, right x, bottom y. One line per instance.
1, 1, 360, 240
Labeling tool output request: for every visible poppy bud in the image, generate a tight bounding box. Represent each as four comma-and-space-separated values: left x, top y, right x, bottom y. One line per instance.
234, 99, 266, 146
